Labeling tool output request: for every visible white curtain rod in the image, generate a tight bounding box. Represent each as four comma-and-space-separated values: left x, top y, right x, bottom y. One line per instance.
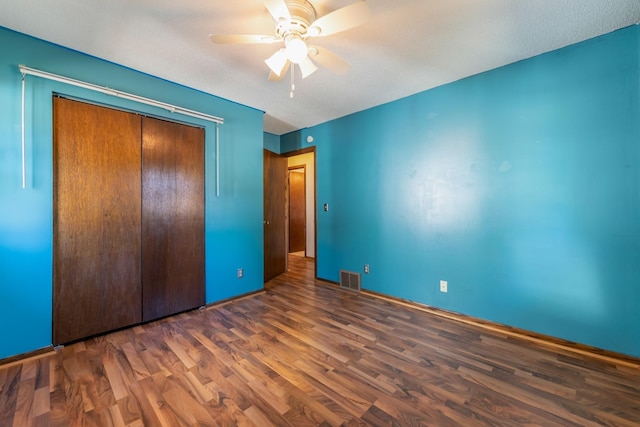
18, 65, 224, 125
18, 65, 224, 194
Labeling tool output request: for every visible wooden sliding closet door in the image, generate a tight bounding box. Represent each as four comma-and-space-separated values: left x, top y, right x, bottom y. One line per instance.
142, 117, 205, 322
53, 97, 142, 344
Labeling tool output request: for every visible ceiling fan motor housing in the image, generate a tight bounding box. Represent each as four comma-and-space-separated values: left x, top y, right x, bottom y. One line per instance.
277, 0, 317, 39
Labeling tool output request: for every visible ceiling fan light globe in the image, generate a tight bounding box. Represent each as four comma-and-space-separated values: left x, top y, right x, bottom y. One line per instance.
285, 38, 308, 64
307, 26, 321, 37
299, 57, 318, 78
265, 49, 288, 76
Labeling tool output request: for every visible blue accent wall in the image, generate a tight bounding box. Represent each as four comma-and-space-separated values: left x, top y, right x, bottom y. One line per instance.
287, 26, 640, 357
263, 132, 281, 154
0, 27, 264, 359
280, 131, 304, 153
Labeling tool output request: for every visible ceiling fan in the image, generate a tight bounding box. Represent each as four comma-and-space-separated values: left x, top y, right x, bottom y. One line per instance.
210, 0, 371, 96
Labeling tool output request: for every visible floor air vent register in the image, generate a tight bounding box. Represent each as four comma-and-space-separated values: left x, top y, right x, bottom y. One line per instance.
339, 270, 361, 292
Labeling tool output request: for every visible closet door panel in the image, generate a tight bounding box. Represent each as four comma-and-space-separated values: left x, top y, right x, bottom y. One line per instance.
142, 117, 205, 322
53, 97, 142, 344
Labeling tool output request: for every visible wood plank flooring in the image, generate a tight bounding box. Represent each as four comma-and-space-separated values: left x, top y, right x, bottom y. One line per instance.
1, 253, 639, 426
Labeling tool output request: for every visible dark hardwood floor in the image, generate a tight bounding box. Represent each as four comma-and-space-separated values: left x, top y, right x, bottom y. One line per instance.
1, 253, 639, 426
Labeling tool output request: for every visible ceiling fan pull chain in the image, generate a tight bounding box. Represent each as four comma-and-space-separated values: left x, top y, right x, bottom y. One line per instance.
290, 66, 295, 98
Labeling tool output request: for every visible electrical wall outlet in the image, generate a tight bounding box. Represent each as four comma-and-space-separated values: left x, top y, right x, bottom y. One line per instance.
237, 268, 243, 279
364, 264, 370, 274
440, 280, 448, 293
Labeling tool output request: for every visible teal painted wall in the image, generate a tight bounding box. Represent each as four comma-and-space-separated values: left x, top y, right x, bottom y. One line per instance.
280, 131, 304, 154
263, 132, 280, 154
288, 26, 640, 357
0, 27, 264, 359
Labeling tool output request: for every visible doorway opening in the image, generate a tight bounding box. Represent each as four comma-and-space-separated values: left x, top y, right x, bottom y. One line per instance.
263, 146, 316, 282
288, 166, 306, 257
285, 149, 315, 269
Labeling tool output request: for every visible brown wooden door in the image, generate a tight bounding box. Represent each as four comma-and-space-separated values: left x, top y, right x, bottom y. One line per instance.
53, 97, 142, 344
264, 149, 287, 281
142, 117, 205, 322
288, 169, 306, 253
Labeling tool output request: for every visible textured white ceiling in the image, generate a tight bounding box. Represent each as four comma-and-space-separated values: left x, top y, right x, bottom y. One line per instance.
1, 0, 639, 135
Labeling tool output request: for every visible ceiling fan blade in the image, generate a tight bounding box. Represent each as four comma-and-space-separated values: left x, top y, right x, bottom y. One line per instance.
299, 57, 318, 79
268, 62, 290, 81
308, 1, 371, 37
265, 50, 289, 76
210, 34, 277, 44
264, 0, 291, 23
308, 45, 351, 75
